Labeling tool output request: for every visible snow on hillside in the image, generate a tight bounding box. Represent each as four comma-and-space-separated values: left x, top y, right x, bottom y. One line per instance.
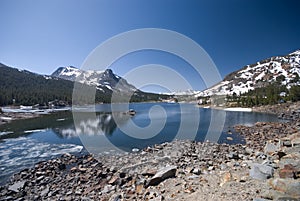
196, 49, 300, 97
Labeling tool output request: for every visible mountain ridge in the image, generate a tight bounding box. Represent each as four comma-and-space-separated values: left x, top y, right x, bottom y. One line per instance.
51, 66, 137, 93
196, 49, 300, 97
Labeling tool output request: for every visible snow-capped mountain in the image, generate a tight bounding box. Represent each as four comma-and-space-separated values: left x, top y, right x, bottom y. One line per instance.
51, 66, 137, 93
196, 49, 300, 97
165, 89, 200, 96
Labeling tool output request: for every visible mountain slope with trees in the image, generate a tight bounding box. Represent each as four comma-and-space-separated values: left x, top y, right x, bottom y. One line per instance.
196, 49, 300, 107
0, 63, 170, 106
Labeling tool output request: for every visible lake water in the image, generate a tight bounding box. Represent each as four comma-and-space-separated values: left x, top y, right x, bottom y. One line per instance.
0, 103, 281, 184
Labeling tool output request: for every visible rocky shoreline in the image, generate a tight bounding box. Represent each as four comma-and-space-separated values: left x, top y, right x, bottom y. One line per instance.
0, 112, 40, 126
253, 101, 300, 120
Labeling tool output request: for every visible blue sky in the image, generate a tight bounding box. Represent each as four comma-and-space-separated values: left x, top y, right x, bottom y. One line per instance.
1, 0, 300, 92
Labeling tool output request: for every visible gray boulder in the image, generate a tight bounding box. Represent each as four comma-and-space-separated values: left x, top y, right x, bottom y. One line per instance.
268, 178, 300, 198
8, 181, 26, 193
250, 163, 274, 180
147, 166, 177, 187
264, 141, 280, 154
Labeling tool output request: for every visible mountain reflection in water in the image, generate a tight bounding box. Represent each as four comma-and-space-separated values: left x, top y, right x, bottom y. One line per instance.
60, 112, 131, 137
0, 111, 131, 141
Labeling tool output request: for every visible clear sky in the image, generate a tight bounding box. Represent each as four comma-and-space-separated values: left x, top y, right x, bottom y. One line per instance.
1, 0, 300, 92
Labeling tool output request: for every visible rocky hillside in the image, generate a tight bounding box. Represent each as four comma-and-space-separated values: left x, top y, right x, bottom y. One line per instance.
197, 49, 300, 97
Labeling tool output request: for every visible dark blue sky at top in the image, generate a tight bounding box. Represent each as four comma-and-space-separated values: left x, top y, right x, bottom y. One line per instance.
0, 0, 300, 92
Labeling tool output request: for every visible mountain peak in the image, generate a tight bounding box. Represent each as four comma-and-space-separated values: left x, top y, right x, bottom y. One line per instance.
289, 49, 300, 56
51, 66, 136, 92
104, 69, 113, 74
51, 66, 80, 78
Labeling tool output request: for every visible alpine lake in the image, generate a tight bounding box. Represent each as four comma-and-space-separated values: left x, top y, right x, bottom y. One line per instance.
0, 102, 283, 184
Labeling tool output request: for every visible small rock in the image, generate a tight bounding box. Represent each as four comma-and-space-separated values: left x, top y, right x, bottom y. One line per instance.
109, 194, 122, 201
35, 171, 45, 176
253, 198, 271, 201
192, 168, 201, 175
142, 169, 157, 177
36, 176, 44, 182
227, 152, 239, 160
184, 185, 195, 194
188, 175, 200, 180
70, 167, 77, 172
108, 175, 119, 185
40, 186, 49, 197
75, 190, 82, 195
102, 185, 115, 194
282, 138, 292, 147
144, 190, 162, 200
277, 151, 287, 159
136, 184, 143, 194
226, 137, 233, 141
245, 147, 254, 155
291, 138, 300, 147
220, 172, 231, 187
78, 167, 87, 172
119, 172, 126, 178
132, 148, 139, 152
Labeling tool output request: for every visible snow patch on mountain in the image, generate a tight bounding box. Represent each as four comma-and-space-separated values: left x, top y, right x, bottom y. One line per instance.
197, 49, 300, 97
51, 67, 137, 93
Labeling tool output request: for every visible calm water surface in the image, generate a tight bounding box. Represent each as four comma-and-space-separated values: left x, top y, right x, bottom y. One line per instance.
0, 103, 282, 184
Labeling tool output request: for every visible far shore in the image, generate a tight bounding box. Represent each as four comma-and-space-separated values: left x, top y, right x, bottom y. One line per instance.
197, 105, 253, 112
2, 101, 300, 126
0, 106, 71, 126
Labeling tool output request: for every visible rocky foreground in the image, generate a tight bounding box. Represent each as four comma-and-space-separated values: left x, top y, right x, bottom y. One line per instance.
0, 103, 300, 200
